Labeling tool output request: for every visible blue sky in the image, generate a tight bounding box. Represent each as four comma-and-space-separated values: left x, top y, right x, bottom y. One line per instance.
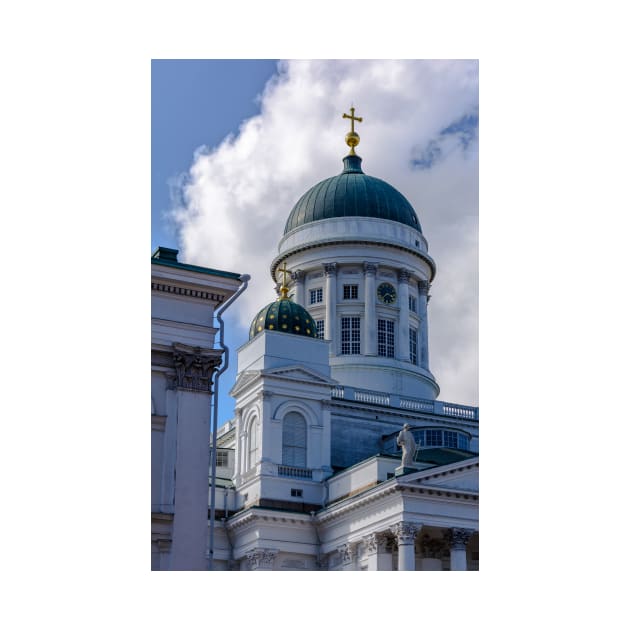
152, 60, 278, 252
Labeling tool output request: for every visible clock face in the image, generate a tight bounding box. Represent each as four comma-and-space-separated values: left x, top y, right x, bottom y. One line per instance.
377, 282, 397, 304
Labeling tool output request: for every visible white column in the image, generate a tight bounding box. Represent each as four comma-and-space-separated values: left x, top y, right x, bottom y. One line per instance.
291, 269, 305, 306
392, 522, 419, 571
364, 532, 392, 571
363, 262, 378, 355
324, 263, 337, 354
447, 528, 473, 571
397, 269, 411, 362
418, 279, 430, 370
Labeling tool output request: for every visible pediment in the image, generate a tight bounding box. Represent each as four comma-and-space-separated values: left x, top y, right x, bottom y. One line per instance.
262, 365, 338, 386
401, 457, 479, 493
229, 370, 261, 397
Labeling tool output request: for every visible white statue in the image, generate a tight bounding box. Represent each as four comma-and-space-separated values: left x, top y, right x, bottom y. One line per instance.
397, 423, 417, 467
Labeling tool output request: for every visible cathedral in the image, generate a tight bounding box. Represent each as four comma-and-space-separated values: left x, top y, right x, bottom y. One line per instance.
151, 108, 479, 571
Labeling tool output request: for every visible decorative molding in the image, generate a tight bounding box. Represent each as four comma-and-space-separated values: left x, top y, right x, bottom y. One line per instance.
417, 280, 429, 296
398, 269, 411, 283
323, 262, 338, 277
309, 272, 324, 280
391, 522, 420, 545
363, 262, 378, 275
259, 390, 273, 400
152, 281, 226, 303
156, 538, 172, 553
171, 343, 220, 392
363, 532, 389, 555
246, 548, 278, 570
290, 269, 305, 281
337, 542, 357, 564
445, 528, 475, 550
272, 238, 437, 284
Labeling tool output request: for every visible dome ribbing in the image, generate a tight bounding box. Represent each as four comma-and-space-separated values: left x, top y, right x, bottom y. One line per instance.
283, 155, 422, 234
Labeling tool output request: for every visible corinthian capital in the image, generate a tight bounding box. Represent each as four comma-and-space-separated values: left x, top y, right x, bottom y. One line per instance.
417, 279, 430, 296
246, 548, 278, 570
323, 262, 338, 277
363, 262, 378, 276
171, 343, 219, 392
363, 532, 388, 555
291, 269, 305, 281
391, 522, 420, 545
398, 268, 411, 283
445, 528, 474, 550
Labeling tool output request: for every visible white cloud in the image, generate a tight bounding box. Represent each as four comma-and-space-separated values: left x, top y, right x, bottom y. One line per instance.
171, 59, 478, 406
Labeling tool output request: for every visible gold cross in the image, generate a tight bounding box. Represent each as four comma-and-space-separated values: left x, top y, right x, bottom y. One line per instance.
277, 261, 290, 299
342, 106, 363, 133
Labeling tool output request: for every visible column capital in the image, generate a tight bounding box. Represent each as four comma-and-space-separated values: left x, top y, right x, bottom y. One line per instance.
291, 269, 305, 281
445, 528, 474, 550
337, 542, 358, 564
246, 548, 278, 570
363, 262, 378, 276
391, 522, 420, 545
259, 390, 273, 401
323, 262, 338, 277
398, 268, 411, 283
171, 342, 220, 392
363, 532, 389, 555
417, 279, 430, 296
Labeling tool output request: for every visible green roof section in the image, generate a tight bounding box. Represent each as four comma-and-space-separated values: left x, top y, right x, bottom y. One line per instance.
283, 154, 423, 234
415, 447, 477, 466
249, 297, 318, 340
151, 246, 241, 280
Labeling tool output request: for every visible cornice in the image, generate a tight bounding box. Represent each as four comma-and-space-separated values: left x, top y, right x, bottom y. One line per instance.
226, 507, 314, 533
152, 281, 228, 303
272, 239, 436, 283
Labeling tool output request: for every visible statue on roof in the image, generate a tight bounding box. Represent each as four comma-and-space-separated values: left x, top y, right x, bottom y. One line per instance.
397, 423, 417, 467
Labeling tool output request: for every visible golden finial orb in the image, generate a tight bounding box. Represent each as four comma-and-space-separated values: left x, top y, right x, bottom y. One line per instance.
342, 106, 363, 155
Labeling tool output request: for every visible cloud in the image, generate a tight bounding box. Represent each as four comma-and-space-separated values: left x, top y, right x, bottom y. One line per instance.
171, 60, 479, 406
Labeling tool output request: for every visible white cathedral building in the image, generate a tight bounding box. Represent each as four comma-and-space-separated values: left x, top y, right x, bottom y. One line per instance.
151, 110, 479, 571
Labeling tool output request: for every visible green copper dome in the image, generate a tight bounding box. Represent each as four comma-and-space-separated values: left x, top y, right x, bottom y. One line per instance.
249, 298, 318, 340
283, 154, 422, 234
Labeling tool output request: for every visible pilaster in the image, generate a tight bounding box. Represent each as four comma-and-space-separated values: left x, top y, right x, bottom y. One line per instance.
397, 269, 411, 362
363, 532, 392, 571
417, 280, 430, 369
363, 262, 378, 356
324, 263, 337, 353
291, 269, 305, 306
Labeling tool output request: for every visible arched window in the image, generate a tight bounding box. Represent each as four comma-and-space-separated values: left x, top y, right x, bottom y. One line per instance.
282, 412, 307, 467
247, 417, 258, 470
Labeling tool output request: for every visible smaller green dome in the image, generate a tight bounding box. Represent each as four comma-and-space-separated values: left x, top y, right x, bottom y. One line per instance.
249, 298, 318, 340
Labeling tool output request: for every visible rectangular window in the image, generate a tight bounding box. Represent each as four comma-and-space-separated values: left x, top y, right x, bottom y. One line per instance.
377, 319, 395, 358
457, 434, 469, 450
216, 450, 229, 467
341, 317, 361, 355
409, 295, 417, 313
343, 284, 358, 300
290, 488, 303, 498
310, 288, 323, 304
315, 319, 325, 339
409, 326, 418, 365
426, 429, 442, 447
444, 431, 458, 448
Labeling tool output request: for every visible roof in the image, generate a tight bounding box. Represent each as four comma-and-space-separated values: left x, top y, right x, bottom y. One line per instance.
249, 297, 318, 340
151, 246, 241, 280
283, 154, 422, 234
415, 447, 477, 466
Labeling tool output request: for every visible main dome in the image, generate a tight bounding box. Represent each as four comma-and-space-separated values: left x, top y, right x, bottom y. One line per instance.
283, 154, 422, 234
